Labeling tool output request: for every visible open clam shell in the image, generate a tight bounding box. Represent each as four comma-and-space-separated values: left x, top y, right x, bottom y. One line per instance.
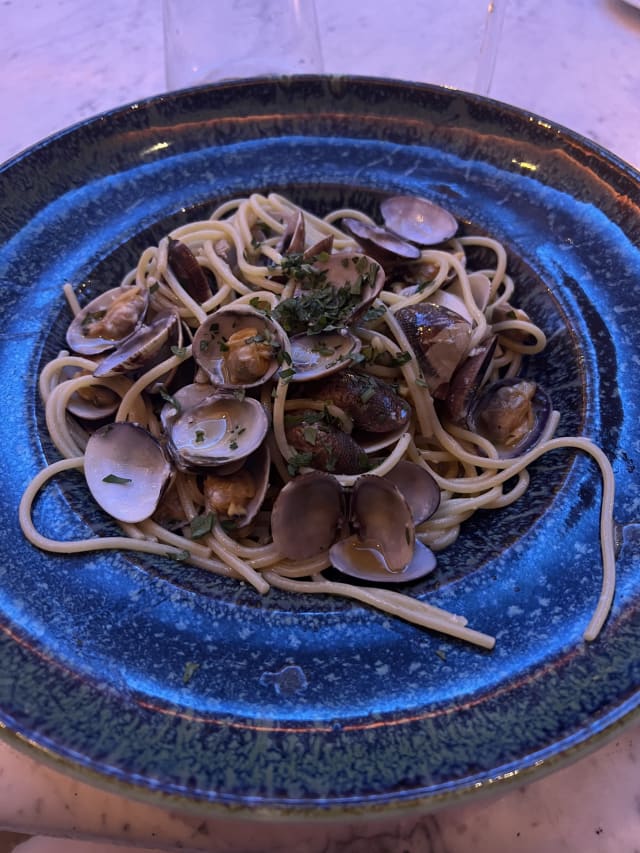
271, 471, 345, 561
164, 391, 269, 470
444, 335, 498, 425
380, 195, 458, 246
315, 252, 385, 326
84, 422, 172, 524
192, 304, 288, 389
93, 309, 181, 379
467, 377, 552, 458
341, 217, 421, 266
66, 283, 149, 356
383, 461, 440, 525
276, 252, 385, 335
395, 302, 472, 398
61, 367, 132, 421
203, 442, 271, 529
288, 331, 361, 382
330, 475, 436, 582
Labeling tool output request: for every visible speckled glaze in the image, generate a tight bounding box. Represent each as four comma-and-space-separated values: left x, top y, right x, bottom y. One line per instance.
0, 76, 638, 818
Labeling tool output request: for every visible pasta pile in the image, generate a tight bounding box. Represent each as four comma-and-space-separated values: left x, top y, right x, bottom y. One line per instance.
19, 193, 616, 648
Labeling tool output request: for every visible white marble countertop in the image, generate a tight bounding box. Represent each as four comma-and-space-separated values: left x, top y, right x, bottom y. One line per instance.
1, 0, 639, 850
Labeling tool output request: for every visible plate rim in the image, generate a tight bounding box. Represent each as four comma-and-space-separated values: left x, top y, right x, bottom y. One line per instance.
1, 73, 639, 818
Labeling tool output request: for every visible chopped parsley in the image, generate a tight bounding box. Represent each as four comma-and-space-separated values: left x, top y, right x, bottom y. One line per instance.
158, 386, 181, 414
273, 254, 380, 335
182, 661, 200, 685
279, 367, 296, 383
190, 511, 215, 540
303, 425, 318, 445
287, 450, 314, 476
101, 473, 132, 485
249, 296, 272, 314
167, 549, 190, 562
360, 385, 376, 404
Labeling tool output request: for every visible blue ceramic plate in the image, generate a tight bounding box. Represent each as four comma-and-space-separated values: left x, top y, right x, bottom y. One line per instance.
0, 77, 639, 818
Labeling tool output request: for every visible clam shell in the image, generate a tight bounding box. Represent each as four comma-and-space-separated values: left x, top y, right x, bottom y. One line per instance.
167, 238, 213, 304
203, 442, 271, 529
467, 377, 552, 458
271, 471, 344, 561
192, 304, 288, 389
288, 332, 361, 382
93, 309, 180, 378
66, 283, 149, 356
395, 303, 472, 397
381, 195, 458, 246
285, 416, 369, 475
300, 370, 410, 433
329, 475, 436, 582
84, 422, 172, 523
164, 391, 269, 469
383, 461, 440, 525
341, 217, 421, 265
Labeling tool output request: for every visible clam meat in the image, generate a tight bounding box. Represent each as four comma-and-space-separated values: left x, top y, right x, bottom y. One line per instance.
467, 377, 552, 458
66, 283, 149, 356
192, 304, 288, 389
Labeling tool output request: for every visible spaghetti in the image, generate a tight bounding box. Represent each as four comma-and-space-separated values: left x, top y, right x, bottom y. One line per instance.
19, 192, 617, 648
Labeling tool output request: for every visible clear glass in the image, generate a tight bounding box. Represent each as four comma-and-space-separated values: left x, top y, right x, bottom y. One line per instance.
163, 0, 324, 90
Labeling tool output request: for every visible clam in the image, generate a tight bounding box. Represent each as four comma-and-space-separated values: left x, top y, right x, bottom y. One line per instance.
395, 303, 472, 398
300, 371, 411, 433
192, 304, 288, 389
341, 217, 421, 266
62, 367, 131, 421
304, 234, 334, 259
285, 412, 370, 475
163, 390, 269, 470
380, 195, 458, 246
288, 331, 361, 382
330, 476, 437, 582
430, 289, 474, 324
443, 335, 497, 425
271, 471, 345, 560
278, 210, 305, 256
66, 283, 149, 356
203, 442, 270, 528
275, 252, 384, 335
467, 377, 552, 458
167, 238, 213, 304
278, 212, 334, 261
84, 422, 172, 523
449, 271, 492, 314
93, 309, 181, 379
383, 460, 440, 524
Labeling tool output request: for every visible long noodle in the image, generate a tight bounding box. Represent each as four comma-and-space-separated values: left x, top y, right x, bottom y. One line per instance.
20, 192, 617, 648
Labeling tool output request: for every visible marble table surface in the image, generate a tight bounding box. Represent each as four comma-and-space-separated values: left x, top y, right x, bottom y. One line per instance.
1, 0, 639, 850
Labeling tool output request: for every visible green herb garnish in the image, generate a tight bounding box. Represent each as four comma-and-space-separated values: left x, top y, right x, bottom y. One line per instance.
158, 386, 181, 414
190, 512, 215, 540
101, 473, 132, 485
287, 451, 314, 476
182, 661, 200, 684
